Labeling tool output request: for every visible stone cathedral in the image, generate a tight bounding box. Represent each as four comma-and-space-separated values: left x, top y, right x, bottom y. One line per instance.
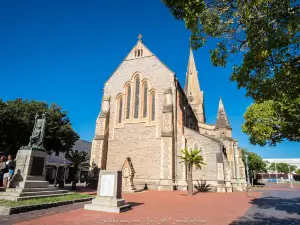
90, 36, 247, 192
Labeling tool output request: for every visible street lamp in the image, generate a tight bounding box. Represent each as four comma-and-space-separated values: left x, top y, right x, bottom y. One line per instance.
289, 166, 294, 188
274, 159, 278, 184
244, 152, 251, 187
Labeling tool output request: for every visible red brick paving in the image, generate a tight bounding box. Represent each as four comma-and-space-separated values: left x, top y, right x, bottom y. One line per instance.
14, 190, 262, 225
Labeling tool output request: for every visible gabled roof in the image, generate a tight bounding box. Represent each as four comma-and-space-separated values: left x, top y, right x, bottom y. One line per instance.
105, 36, 175, 84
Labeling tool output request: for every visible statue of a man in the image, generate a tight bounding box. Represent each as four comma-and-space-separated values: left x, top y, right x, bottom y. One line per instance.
28, 113, 46, 149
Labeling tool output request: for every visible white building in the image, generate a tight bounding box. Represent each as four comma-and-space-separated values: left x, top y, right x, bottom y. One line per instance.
264, 158, 300, 171
45, 139, 92, 184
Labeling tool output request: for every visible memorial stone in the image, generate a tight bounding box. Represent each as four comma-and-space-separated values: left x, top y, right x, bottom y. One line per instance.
84, 170, 131, 213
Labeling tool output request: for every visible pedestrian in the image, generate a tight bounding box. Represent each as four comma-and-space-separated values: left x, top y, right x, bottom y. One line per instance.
1, 156, 9, 188
6, 155, 14, 181
0, 156, 3, 187
2, 156, 9, 188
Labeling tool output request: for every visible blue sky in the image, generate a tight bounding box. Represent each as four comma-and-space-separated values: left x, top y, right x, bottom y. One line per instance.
0, 0, 298, 158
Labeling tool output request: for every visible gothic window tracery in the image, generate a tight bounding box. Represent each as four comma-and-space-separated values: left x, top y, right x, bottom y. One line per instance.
134, 76, 140, 118
126, 84, 131, 119
118, 96, 123, 123
150, 92, 156, 121
143, 82, 148, 117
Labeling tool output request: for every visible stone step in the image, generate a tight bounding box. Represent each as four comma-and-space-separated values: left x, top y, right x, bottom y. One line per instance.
19, 190, 68, 197
0, 190, 68, 196
0, 192, 71, 201
0, 189, 68, 197
6, 187, 60, 193
16, 180, 49, 188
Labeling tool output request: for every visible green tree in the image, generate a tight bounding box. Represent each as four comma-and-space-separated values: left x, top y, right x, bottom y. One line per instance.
163, 0, 300, 146
240, 148, 267, 183
295, 169, 300, 174
65, 149, 90, 190
0, 98, 79, 156
178, 148, 206, 196
268, 162, 297, 174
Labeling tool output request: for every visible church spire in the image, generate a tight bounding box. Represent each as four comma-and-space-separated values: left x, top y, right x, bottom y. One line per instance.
184, 47, 205, 123
185, 47, 201, 94
215, 97, 231, 129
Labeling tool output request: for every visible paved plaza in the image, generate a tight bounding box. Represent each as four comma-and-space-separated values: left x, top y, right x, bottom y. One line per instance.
1, 183, 299, 225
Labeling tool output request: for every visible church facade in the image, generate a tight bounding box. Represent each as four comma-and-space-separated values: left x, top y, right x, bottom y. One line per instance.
90, 36, 247, 192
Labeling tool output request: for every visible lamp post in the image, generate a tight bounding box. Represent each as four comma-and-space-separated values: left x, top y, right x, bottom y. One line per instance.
289, 166, 294, 188
274, 159, 278, 184
244, 152, 251, 187
63, 157, 66, 183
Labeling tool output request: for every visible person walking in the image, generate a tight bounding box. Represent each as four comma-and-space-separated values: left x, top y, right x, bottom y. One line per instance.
0, 156, 3, 187
0, 156, 9, 188
2, 156, 9, 188
6, 155, 14, 181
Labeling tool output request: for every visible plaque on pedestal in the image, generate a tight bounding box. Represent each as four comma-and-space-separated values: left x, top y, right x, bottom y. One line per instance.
84, 170, 131, 213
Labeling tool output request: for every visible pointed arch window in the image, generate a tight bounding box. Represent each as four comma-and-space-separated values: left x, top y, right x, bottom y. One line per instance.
118, 96, 123, 123
126, 84, 131, 119
150, 92, 156, 121
143, 82, 148, 117
134, 76, 140, 118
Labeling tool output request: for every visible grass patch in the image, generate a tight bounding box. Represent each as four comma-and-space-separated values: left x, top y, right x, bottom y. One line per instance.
0, 193, 93, 207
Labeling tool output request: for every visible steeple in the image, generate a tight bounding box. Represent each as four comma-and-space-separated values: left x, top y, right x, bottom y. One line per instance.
185, 47, 201, 96
184, 47, 206, 123
215, 98, 231, 129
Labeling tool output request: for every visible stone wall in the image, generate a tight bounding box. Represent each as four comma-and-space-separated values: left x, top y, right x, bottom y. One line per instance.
107, 123, 161, 180
183, 127, 222, 184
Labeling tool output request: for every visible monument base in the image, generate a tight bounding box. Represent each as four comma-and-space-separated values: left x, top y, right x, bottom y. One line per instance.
84, 170, 131, 213
84, 197, 131, 213
84, 203, 131, 213
0, 147, 68, 201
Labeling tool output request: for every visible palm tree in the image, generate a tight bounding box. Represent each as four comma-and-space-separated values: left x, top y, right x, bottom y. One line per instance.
65, 150, 90, 190
178, 148, 206, 196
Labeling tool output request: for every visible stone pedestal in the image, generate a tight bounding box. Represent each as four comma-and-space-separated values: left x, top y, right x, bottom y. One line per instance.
0, 148, 68, 201
84, 170, 131, 213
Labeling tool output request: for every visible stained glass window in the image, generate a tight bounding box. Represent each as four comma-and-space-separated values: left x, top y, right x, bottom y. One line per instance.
134, 77, 140, 118
118, 97, 123, 123
151, 93, 156, 121
126, 85, 131, 119
143, 82, 148, 117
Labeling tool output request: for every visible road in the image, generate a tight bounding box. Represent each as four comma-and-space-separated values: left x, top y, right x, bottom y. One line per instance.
231, 184, 300, 225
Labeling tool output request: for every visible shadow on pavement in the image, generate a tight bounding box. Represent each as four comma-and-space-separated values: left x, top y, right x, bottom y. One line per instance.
126, 202, 144, 208
230, 213, 300, 225
249, 196, 300, 215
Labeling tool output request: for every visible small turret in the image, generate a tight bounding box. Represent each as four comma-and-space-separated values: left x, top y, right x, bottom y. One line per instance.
215, 98, 232, 138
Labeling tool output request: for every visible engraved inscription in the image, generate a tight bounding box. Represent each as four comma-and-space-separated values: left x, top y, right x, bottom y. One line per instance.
100, 174, 115, 197
30, 157, 45, 176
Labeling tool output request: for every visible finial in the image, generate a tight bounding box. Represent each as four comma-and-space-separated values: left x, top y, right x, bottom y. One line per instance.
137, 34, 143, 41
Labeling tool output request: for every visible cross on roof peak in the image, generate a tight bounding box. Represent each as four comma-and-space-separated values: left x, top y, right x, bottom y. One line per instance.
137, 34, 143, 41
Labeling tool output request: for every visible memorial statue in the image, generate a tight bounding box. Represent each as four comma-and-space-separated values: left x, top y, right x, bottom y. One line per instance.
23, 113, 46, 150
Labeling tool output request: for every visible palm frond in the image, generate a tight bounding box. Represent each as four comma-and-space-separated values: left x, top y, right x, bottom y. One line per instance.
178, 148, 206, 170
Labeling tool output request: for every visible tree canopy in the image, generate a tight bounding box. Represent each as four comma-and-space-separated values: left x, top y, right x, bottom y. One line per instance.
295, 169, 300, 174
0, 98, 79, 156
163, 0, 300, 146
268, 162, 297, 174
240, 148, 267, 178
